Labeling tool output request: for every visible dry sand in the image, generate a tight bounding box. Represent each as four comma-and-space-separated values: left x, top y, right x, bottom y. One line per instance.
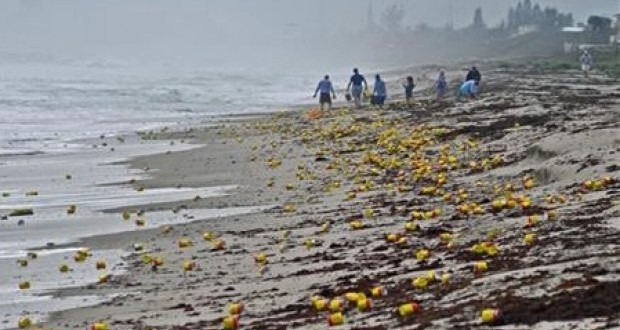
30, 61, 620, 330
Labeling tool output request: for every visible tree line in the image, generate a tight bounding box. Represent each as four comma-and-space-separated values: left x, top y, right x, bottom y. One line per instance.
373, 0, 576, 34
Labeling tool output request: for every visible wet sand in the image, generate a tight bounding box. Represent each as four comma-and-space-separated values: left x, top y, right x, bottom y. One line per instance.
29, 61, 620, 329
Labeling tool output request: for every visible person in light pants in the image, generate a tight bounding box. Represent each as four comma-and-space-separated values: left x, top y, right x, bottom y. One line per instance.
372, 74, 387, 107
346, 68, 368, 108
580, 50, 593, 78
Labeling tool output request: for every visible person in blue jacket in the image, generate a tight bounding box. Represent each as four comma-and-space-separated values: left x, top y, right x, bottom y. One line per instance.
346, 68, 368, 108
459, 80, 477, 99
373, 74, 387, 107
436, 70, 448, 99
313, 75, 337, 111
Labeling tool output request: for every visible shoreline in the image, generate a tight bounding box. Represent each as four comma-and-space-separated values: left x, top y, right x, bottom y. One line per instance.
0, 107, 288, 329
8, 57, 620, 329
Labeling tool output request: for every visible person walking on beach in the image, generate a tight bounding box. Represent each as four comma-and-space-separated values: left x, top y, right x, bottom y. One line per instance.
580, 50, 593, 78
466, 66, 481, 85
346, 68, 368, 108
403, 76, 415, 106
436, 70, 448, 99
372, 74, 387, 107
459, 79, 477, 100
313, 75, 337, 111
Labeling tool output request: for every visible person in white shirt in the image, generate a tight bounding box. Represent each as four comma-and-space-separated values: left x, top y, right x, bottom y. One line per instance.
580, 50, 593, 78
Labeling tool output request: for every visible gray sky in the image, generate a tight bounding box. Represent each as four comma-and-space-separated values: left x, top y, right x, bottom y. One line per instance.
0, 0, 617, 70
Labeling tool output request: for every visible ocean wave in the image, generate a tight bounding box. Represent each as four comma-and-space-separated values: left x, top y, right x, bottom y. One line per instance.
147, 88, 184, 103
0, 149, 45, 157
0, 62, 316, 157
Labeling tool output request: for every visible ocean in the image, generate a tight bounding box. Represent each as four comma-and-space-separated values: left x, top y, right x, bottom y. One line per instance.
0, 58, 318, 156
0, 57, 318, 329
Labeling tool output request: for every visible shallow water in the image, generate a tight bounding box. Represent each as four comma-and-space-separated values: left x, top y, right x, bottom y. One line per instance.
0, 133, 267, 328
0, 247, 124, 330
0, 59, 316, 157
0, 58, 295, 328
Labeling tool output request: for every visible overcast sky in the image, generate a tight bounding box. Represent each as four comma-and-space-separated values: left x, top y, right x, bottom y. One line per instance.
0, 0, 617, 69
2, 1, 617, 34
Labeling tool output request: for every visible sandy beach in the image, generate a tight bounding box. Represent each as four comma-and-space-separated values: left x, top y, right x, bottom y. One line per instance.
6, 59, 619, 330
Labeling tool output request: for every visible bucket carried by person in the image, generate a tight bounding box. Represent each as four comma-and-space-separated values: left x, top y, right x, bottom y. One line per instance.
363, 89, 372, 102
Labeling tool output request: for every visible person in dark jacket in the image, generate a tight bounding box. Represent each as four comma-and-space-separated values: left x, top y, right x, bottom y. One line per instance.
465, 66, 481, 85
436, 70, 447, 99
403, 76, 415, 106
